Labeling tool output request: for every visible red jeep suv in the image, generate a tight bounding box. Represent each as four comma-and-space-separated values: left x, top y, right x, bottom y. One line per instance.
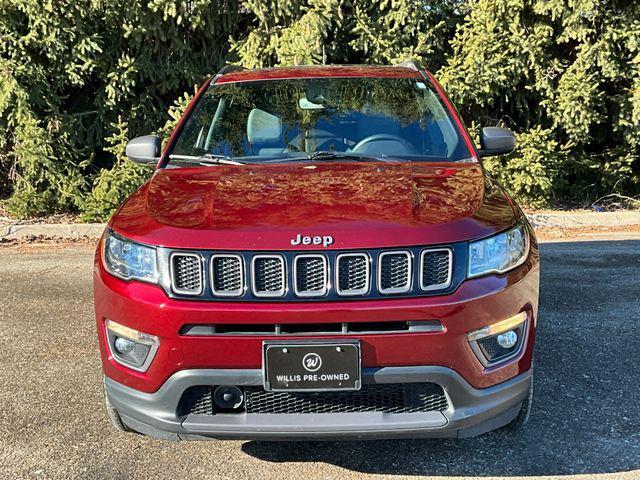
94, 63, 539, 440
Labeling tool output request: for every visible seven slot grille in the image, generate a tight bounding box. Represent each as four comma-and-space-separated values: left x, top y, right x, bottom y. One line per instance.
168, 248, 453, 299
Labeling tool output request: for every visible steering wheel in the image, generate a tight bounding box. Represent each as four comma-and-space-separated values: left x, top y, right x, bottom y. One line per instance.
285, 143, 302, 153
351, 134, 418, 155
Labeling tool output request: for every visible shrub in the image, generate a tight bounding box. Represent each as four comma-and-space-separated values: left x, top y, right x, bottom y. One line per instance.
483, 127, 569, 208
1, 0, 638, 217
0, 0, 242, 218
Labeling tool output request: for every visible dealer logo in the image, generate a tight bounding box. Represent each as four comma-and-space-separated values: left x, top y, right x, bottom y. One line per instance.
302, 353, 322, 372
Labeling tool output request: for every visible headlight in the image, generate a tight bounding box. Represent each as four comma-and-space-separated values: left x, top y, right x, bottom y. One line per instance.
103, 230, 158, 283
468, 224, 529, 278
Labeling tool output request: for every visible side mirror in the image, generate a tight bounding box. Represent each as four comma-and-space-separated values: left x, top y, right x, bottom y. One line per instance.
478, 127, 516, 157
125, 135, 160, 164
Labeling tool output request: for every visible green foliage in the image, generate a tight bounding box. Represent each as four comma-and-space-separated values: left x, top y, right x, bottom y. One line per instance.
0, 0, 241, 219
483, 127, 569, 208
80, 119, 152, 222
81, 92, 193, 221
0, 0, 639, 217
0, 64, 86, 217
437, 0, 640, 205
230, 0, 461, 67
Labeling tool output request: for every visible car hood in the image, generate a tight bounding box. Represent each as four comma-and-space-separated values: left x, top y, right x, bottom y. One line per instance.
110, 161, 517, 250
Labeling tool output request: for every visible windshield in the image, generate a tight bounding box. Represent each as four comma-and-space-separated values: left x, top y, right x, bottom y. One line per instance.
169, 77, 472, 164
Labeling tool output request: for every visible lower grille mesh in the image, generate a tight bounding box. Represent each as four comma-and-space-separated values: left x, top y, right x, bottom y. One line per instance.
179, 386, 213, 416
180, 384, 448, 416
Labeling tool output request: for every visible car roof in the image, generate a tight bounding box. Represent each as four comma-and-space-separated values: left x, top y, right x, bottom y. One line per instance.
215, 64, 426, 84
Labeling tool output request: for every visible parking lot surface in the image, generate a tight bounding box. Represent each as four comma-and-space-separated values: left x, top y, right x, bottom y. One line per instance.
1, 238, 639, 480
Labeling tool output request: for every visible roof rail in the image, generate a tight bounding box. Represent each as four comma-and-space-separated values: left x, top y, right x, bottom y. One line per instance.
393, 61, 423, 72
216, 65, 247, 76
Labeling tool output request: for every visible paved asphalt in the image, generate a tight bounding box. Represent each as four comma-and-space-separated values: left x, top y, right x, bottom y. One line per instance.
1, 238, 639, 480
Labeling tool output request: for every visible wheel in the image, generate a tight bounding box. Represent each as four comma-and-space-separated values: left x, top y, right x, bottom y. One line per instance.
507, 367, 534, 431
104, 385, 131, 432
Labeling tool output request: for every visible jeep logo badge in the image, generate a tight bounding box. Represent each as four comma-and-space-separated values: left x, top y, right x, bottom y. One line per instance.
291, 234, 334, 247
302, 353, 322, 372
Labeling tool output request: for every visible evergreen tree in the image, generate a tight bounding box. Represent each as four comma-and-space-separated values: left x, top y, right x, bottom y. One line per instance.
0, 0, 242, 217
0, 0, 638, 218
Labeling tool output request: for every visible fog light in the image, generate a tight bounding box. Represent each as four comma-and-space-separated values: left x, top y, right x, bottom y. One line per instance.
105, 319, 159, 372
497, 330, 518, 349
467, 312, 527, 342
114, 336, 136, 354
468, 312, 528, 367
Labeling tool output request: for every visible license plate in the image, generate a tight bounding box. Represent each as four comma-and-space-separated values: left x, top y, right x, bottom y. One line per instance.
263, 341, 361, 392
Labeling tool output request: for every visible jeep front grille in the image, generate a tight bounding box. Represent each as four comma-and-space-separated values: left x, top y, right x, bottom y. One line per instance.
421, 248, 453, 290
378, 251, 411, 294
252, 255, 286, 297
211, 254, 243, 296
163, 246, 455, 301
170, 253, 203, 295
294, 255, 327, 297
336, 253, 369, 296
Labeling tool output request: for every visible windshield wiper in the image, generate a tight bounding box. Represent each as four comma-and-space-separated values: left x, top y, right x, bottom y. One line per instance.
199, 153, 249, 165
169, 153, 248, 166
307, 151, 399, 162
264, 151, 402, 164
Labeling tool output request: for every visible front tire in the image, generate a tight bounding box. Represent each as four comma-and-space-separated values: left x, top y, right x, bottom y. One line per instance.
104, 385, 131, 432
507, 368, 534, 431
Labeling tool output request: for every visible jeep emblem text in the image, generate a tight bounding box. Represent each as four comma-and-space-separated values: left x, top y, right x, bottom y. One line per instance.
291, 234, 334, 247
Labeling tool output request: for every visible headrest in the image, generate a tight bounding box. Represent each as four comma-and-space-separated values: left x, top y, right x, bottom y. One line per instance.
247, 108, 282, 143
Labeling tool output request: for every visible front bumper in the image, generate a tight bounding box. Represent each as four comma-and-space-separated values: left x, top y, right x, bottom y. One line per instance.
105, 366, 531, 440
94, 252, 539, 393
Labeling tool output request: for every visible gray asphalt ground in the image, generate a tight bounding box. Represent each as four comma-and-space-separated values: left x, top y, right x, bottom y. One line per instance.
1, 237, 639, 480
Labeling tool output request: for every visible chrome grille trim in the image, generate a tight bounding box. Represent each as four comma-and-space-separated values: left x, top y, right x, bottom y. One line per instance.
335, 253, 370, 296
378, 251, 412, 294
210, 254, 244, 297
169, 252, 203, 296
158, 244, 459, 302
293, 254, 328, 297
420, 248, 453, 291
251, 255, 286, 297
